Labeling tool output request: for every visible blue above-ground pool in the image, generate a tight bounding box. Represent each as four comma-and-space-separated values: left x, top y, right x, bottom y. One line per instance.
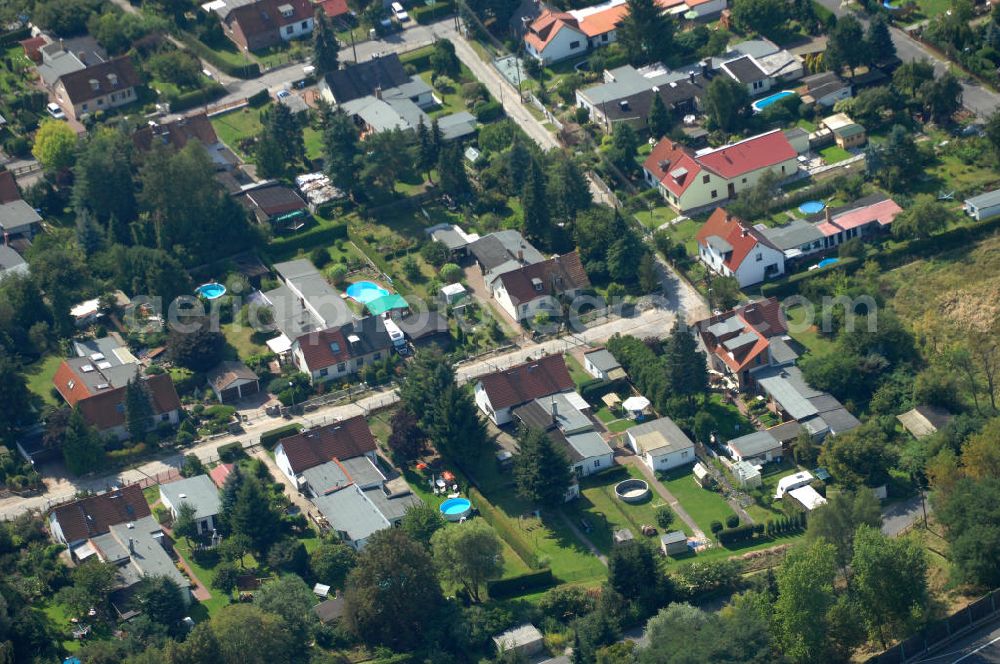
346, 280, 390, 304
195, 282, 227, 300
752, 90, 798, 113
818, 258, 840, 269
439, 497, 472, 522
883, 0, 901, 8
799, 200, 826, 215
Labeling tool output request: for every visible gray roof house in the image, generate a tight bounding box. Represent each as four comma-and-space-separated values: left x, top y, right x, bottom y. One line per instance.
0, 245, 28, 280
964, 188, 1000, 222
583, 348, 626, 381
727, 429, 784, 463
427, 223, 481, 256
159, 474, 222, 535
575, 65, 707, 133
750, 364, 860, 438
757, 219, 826, 259
206, 360, 260, 403
263, 258, 354, 342
625, 417, 696, 473
467, 230, 545, 285
0, 200, 41, 239
312, 479, 420, 550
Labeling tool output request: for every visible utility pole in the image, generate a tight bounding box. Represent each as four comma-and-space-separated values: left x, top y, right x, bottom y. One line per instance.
349, 29, 357, 63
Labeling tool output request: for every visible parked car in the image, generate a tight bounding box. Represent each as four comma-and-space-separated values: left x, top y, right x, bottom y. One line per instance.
46, 103, 65, 120
391, 2, 409, 21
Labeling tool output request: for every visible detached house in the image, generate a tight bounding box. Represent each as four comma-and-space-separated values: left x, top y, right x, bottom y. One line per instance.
695, 208, 785, 287
291, 316, 393, 384
625, 417, 696, 473
695, 297, 789, 390
475, 354, 575, 426
643, 130, 799, 214
53, 57, 140, 121
52, 338, 181, 440
524, 0, 628, 64
132, 114, 238, 170
491, 251, 590, 323
274, 416, 378, 488
207, 0, 315, 52
158, 475, 221, 535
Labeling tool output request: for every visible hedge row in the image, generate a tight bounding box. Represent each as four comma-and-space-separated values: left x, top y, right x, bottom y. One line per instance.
269, 222, 348, 261
486, 569, 554, 599
468, 487, 540, 570
760, 256, 861, 298
180, 33, 262, 79
473, 101, 503, 122
0, 26, 30, 47
399, 45, 435, 70
411, 0, 453, 23
166, 83, 226, 113
260, 423, 303, 450
247, 88, 270, 108
578, 377, 624, 403
718, 524, 755, 547
218, 442, 246, 462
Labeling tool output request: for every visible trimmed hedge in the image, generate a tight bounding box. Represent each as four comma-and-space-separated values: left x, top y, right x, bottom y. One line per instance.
167, 83, 226, 113
0, 26, 30, 47
260, 423, 303, 450
411, 0, 453, 23
469, 487, 540, 569
578, 377, 625, 403
487, 569, 554, 599
247, 88, 270, 108
218, 442, 246, 462
718, 524, 755, 547
399, 45, 435, 70
180, 33, 262, 79
269, 222, 348, 260
473, 101, 503, 122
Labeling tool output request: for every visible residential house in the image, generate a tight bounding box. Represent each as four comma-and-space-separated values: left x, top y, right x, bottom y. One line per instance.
234, 181, 310, 231
291, 316, 393, 384
52, 338, 181, 439
695, 297, 789, 390
262, 258, 355, 354
490, 251, 591, 323
35, 40, 89, 88
207, 0, 315, 52
206, 360, 260, 403
314, 0, 350, 21
0, 245, 28, 280
775, 471, 814, 498
512, 392, 615, 479
0, 170, 22, 204
475, 354, 575, 425
643, 130, 800, 213
964, 188, 1000, 221
0, 199, 41, 245
158, 475, 222, 535
52, 57, 141, 121
314, 596, 347, 624
575, 65, 707, 133
720, 55, 771, 96
273, 416, 379, 488
821, 112, 866, 149
625, 417, 696, 473
583, 348, 626, 381
897, 405, 953, 440
132, 114, 238, 170
750, 364, 860, 439
811, 195, 900, 249
709, 39, 803, 86
798, 71, 852, 107
726, 429, 783, 463
523, 1, 629, 64
656, 0, 728, 17
468, 230, 545, 284
426, 223, 481, 259
755, 218, 826, 262
312, 477, 421, 550
694, 208, 785, 287
48, 485, 191, 600
397, 311, 453, 350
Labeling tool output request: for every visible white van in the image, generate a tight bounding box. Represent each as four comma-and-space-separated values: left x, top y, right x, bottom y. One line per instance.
391, 2, 409, 21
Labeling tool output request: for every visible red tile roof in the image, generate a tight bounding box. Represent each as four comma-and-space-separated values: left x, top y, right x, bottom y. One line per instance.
696, 130, 797, 179
294, 317, 392, 373
315, 0, 350, 18
55, 368, 182, 433
276, 416, 377, 474
817, 198, 902, 236
0, 171, 21, 204
643, 138, 703, 198
574, 2, 629, 37
51, 484, 151, 544
210, 463, 234, 488
228, 0, 314, 39
53, 361, 94, 407
20, 36, 45, 63
696, 297, 787, 374
496, 251, 590, 306
132, 113, 221, 154
478, 354, 574, 410
524, 9, 581, 53
695, 208, 761, 272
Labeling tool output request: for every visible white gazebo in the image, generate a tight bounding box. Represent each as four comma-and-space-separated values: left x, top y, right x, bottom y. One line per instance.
622, 396, 651, 418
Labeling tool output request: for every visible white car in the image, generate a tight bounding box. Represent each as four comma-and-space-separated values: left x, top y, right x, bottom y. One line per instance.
46, 103, 65, 120
391, 2, 409, 21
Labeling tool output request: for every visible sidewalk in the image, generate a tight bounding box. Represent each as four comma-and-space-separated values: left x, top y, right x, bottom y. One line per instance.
620, 456, 707, 541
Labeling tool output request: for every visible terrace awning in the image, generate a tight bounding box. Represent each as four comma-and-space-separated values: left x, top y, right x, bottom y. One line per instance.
366, 294, 409, 316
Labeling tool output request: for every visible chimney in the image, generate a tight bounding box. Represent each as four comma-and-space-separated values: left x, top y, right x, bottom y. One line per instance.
551, 397, 558, 425
700, 59, 710, 77
59, 38, 65, 52
128, 537, 135, 554
517, 249, 524, 262
824, 206, 832, 223
78, 51, 87, 65
374, 85, 382, 100
689, 71, 696, 85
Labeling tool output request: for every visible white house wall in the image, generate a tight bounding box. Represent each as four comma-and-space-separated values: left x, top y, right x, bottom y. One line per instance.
526, 25, 588, 64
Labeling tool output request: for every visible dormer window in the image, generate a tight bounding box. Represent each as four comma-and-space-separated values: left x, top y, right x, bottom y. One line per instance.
531, 277, 543, 292
330, 342, 341, 353
88, 78, 99, 91
278, 3, 294, 17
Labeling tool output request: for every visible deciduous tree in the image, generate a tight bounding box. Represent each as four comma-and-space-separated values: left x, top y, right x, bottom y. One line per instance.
32, 120, 77, 172
387, 407, 425, 461
309, 538, 357, 588
772, 540, 839, 663
806, 489, 881, 574
703, 76, 749, 132
892, 194, 948, 240
431, 520, 503, 602
211, 604, 295, 664
401, 502, 446, 547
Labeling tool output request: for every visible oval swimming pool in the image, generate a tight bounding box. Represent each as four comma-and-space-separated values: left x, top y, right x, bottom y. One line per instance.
439, 498, 472, 522
345, 280, 390, 304
195, 283, 227, 300
799, 200, 826, 215
818, 258, 840, 269
752, 90, 798, 113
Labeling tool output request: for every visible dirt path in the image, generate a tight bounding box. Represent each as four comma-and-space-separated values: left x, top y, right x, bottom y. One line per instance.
557, 511, 608, 566
620, 456, 707, 541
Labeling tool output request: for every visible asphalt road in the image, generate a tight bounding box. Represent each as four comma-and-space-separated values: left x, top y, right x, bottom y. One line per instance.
914, 621, 1000, 663
881, 493, 933, 536
813, 0, 1000, 117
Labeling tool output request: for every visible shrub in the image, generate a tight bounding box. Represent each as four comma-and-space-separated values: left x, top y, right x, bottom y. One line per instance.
725, 515, 740, 529
718, 524, 755, 547
217, 442, 245, 462
486, 569, 554, 599
709, 521, 724, 535
326, 263, 348, 286
473, 101, 503, 122
310, 246, 331, 267
439, 263, 463, 283
260, 423, 303, 450
656, 506, 674, 529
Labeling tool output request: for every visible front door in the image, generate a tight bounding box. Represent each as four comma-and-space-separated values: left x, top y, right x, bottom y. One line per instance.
727, 182, 736, 198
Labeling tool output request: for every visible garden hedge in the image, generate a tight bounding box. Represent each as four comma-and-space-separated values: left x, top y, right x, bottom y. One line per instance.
260, 423, 303, 450
468, 487, 540, 569
487, 569, 554, 599
218, 442, 246, 462
399, 45, 435, 70
718, 524, 755, 547
268, 223, 348, 261
411, 0, 453, 23
180, 33, 262, 79
167, 83, 226, 113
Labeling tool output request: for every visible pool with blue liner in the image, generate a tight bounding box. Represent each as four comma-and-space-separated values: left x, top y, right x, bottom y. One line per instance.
799, 200, 826, 214
195, 283, 227, 300
346, 280, 390, 304
439, 498, 472, 521
752, 90, 798, 113
818, 258, 839, 269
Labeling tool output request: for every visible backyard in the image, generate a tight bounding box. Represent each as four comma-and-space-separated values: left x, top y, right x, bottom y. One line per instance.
211, 104, 324, 161
635, 204, 679, 231
784, 304, 837, 358
659, 216, 701, 258
24, 354, 63, 406
657, 466, 736, 536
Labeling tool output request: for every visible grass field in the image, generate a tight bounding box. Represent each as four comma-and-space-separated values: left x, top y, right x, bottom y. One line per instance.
564, 354, 591, 387
635, 205, 679, 230
784, 304, 838, 358
660, 217, 701, 257
25, 354, 63, 406
820, 145, 853, 164
211, 106, 263, 156
658, 467, 736, 536
701, 394, 755, 441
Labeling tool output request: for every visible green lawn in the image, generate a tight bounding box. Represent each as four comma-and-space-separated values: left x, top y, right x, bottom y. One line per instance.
24, 354, 64, 406
222, 321, 271, 361
564, 354, 591, 387
635, 205, 678, 230
211, 106, 264, 157
796, 118, 817, 132
173, 537, 253, 617
607, 419, 637, 433
660, 217, 702, 258
36, 600, 84, 652
784, 304, 837, 358
820, 145, 852, 164
701, 394, 755, 442
658, 467, 736, 536
563, 465, 689, 555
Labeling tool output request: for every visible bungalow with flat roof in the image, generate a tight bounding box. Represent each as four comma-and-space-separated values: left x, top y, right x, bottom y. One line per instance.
311, 478, 420, 550
235, 181, 310, 231
727, 429, 783, 463
426, 223, 480, 258
475, 354, 575, 426
263, 258, 354, 346
583, 348, 626, 381
625, 417, 695, 473
159, 474, 222, 534
798, 71, 852, 107
964, 188, 1000, 221
0, 200, 41, 244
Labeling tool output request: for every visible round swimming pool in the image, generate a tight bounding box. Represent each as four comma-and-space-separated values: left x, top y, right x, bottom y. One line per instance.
346, 280, 391, 304
818, 258, 840, 269
752, 90, 798, 113
799, 200, 826, 215
615, 479, 651, 504
195, 283, 227, 300
439, 498, 472, 522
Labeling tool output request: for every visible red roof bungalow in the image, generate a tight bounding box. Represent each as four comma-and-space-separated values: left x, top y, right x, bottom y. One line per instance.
816, 196, 902, 246
643, 129, 800, 214
474, 354, 574, 426
695, 297, 789, 389
313, 0, 350, 20
48, 484, 151, 546
695, 208, 785, 287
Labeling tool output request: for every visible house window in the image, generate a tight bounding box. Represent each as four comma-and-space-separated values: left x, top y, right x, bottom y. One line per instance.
373, 352, 381, 361
601, 34, 609, 42
570, 40, 581, 49
67, 380, 75, 390
301, 20, 309, 28
781, 165, 786, 173
593, 459, 601, 468
319, 368, 328, 377
702, 175, 710, 184
82, 104, 88, 111
755, 253, 762, 261
681, 450, 689, 458
710, 190, 718, 199
337, 362, 346, 372
97, 98, 103, 106
742, 177, 747, 183
286, 25, 294, 35
161, 413, 170, 422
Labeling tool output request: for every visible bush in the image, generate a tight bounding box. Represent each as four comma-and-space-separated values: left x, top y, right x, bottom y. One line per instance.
166, 83, 226, 113
709, 521, 724, 535
411, 0, 452, 23
260, 423, 303, 450
217, 442, 246, 462
655, 506, 674, 529
326, 263, 348, 286
439, 263, 463, 283
486, 569, 554, 599
180, 33, 262, 79
473, 101, 503, 122
725, 515, 740, 529
717, 524, 755, 547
